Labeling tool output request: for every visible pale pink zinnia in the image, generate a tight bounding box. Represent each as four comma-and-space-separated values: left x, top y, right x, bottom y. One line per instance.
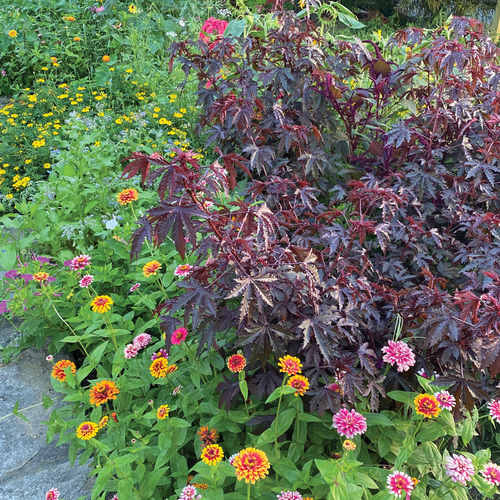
174, 264, 192, 277
46, 489, 60, 500
387, 471, 414, 498
488, 399, 500, 423
435, 391, 456, 411
123, 343, 139, 359
228, 453, 239, 466
481, 462, 500, 486
277, 492, 303, 500
179, 485, 202, 500
79, 274, 94, 288
382, 340, 415, 372
332, 408, 367, 439
133, 333, 151, 349
171, 327, 188, 345
130, 283, 141, 292
70, 254, 91, 271
445, 454, 475, 485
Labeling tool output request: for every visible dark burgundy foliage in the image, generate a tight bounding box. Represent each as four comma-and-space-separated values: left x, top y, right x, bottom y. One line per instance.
123, 13, 500, 417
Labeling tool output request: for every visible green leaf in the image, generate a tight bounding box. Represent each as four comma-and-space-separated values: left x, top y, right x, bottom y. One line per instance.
387, 390, 416, 404
90, 341, 109, 364
169, 417, 191, 428
355, 472, 378, 488
13, 400, 29, 422
394, 435, 414, 469
76, 364, 95, 384
416, 421, 446, 442
461, 418, 475, 446
276, 408, 296, 436
42, 394, 53, 409
0, 244, 16, 271
239, 379, 248, 401
224, 19, 246, 37
363, 413, 394, 427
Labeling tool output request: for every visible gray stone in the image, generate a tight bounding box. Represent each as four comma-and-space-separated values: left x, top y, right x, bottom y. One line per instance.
0, 319, 93, 499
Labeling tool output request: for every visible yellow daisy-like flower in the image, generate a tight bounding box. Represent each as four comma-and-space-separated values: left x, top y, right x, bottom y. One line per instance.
128, 4, 138, 13
117, 187, 139, 205
150, 357, 169, 378
343, 439, 356, 451
233, 447, 270, 484
8, 30, 17, 38
201, 444, 224, 465
287, 374, 309, 396
76, 421, 98, 440
143, 260, 162, 277
157, 404, 170, 419
33, 271, 49, 283
98, 416, 109, 429
414, 394, 441, 418
278, 355, 302, 376
90, 295, 113, 313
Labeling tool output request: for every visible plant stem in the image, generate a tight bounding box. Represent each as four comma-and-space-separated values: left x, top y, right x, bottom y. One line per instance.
247, 482, 251, 500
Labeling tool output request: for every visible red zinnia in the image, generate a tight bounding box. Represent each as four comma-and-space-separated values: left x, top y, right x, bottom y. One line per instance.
117, 188, 139, 205
227, 354, 246, 373
89, 380, 119, 406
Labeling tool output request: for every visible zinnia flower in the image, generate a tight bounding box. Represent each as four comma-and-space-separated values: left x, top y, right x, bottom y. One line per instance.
179, 485, 202, 500
150, 357, 169, 378
227, 354, 246, 373
76, 421, 99, 440
332, 408, 367, 439
157, 404, 170, 419
90, 295, 113, 313
133, 333, 151, 349
488, 399, 500, 423
277, 492, 303, 500
434, 390, 456, 411
51, 359, 76, 382
102, 55, 110, 62
201, 444, 224, 465
198, 426, 219, 446
70, 254, 91, 270
33, 271, 50, 282
229, 453, 239, 466
9, 30, 18, 37
165, 364, 178, 375
171, 327, 188, 345
123, 343, 139, 359
445, 454, 475, 485
278, 355, 302, 376
387, 470, 414, 498
382, 340, 415, 372
98, 416, 109, 429
45, 488, 59, 500
174, 264, 192, 277
343, 440, 356, 451
117, 187, 139, 205
233, 447, 270, 484
130, 282, 141, 292
79, 274, 94, 288
143, 260, 162, 277
151, 349, 168, 360
111, 412, 118, 422
287, 375, 309, 396
481, 462, 500, 486
414, 394, 441, 418
89, 380, 119, 406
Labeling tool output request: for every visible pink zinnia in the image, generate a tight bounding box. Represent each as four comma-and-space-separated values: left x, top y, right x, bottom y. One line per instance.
130, 283, 141, 292
435, 391, 456, 411
123, 343, 139, 359
171, 327, 188, 345
488, 399, 500, 423
79, 274, 94, 288
387, 471, 414, 498
46, 489, 60, 500
133, 333, 151, 349
179, 485, 202, 500
481, 462, 500, 486
445, 454, 475, 485
277, 492, 303, 500
332, 408, 367, 439
174, 264, 193, 277
70, 254, 91, 271
382, 340, 415, 372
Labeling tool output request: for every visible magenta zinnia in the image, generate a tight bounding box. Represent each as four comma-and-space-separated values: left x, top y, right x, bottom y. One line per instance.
481, 462, 500, 486
382, 340, 415, 372
434, 390, 456, 411
277, 491, 303, 500
488, 399, 500, 423
45, 488, 59, 500
171, 327, 188, 345
174, 264, 192, 276
387, 471, 414, 498
79, 274, 94, 288
445, 454, 475, 485
70, 254, 91, 271
332, 408, 367, 439
133, 332, 151, 349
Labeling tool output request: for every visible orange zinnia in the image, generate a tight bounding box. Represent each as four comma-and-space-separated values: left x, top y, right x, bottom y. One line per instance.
117, 187, 138, 205
198, 426, 219, 446
102, 55, 110, 62
414, 394, 441, 418
51, 359, 76, 382
143, 260, 162, 277
89, 380, 119, 406
233, 447, 270, 484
